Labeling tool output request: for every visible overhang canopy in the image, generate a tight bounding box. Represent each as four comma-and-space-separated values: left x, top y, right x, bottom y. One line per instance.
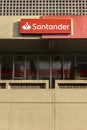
0, 39, 87, 53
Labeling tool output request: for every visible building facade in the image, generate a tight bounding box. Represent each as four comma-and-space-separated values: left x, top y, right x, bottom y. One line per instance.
0, 0, 87, 16
0, 0, 87, 130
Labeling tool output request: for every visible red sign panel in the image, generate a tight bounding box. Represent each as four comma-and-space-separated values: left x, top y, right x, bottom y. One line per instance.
20, 19, 71, 34
42, 16, 87, 39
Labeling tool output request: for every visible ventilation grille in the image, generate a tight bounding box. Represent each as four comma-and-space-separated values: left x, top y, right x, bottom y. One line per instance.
0, 0, 87, 16
0, 83, 6, 89
9, 83, 46, 89
58, 83, 87, 89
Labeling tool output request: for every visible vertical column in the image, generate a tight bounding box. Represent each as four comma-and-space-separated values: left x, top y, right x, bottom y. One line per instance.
12, 54, 14, 80
63, 54, 64, 80
49, 40, 55, 88
24, 54, 26, 79
75, 53, 77, 67
50, 54, 52, 89
37, 54, 39, 80
0, 55, 2, 79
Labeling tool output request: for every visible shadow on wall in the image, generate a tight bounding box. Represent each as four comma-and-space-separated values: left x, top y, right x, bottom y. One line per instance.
13, 22, 41, 37
13, 21, 21, 37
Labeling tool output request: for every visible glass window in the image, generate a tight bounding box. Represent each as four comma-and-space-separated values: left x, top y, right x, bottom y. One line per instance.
38, 54, 50, 80
1, 54, 13, 79
77, 54, 87, 62
52, 55, 63, 79
14, 54, 25, 79
64, 54, 75, 79
26, 54, 37, 79
77, 64, 87, 79
52, 55, 63, 87
14, 54, 25, 62
14, 62, 25, 79
76, 54, 87, 79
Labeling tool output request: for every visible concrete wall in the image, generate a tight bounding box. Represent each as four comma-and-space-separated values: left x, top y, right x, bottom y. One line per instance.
0, 103, 53, 130
1, 16, 87, 130
54, 80, 87, 130
0, 80, 87, 130
0, 80, 54, 130
0, 16, 41, 39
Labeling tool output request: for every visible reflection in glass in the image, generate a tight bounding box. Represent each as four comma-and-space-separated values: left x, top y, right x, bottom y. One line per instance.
64, 55, 75, 79
14, 54, 25, 79
52, 55, 63, 79
1, 54, 13, 79
26, 54, 37, 79
38, 54, 50, 80
76, 54, 87, 79
14, 63, 24, 79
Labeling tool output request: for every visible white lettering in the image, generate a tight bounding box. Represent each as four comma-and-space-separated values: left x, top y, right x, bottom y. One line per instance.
33, 23, 37, 30
53, 25, 58, 30
37, 25, 41, 30
66, 25, 70, 29
32, 23, 70, 30
57, 24, 62, 30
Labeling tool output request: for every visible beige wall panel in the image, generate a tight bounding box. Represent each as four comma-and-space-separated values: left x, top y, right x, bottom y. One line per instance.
55, 89, 87, 102
55, 80, 87, 102
55, 104, 87, 130
8, 103, 53, 130
0, 90, 54, 103
0, 104, 9, 130
0, 16, 41, 39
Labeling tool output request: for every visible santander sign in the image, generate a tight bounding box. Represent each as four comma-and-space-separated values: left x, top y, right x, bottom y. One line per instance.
20, 19, 71, 34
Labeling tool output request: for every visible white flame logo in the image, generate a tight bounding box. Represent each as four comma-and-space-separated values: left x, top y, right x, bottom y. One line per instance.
22, 22, 31, 30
